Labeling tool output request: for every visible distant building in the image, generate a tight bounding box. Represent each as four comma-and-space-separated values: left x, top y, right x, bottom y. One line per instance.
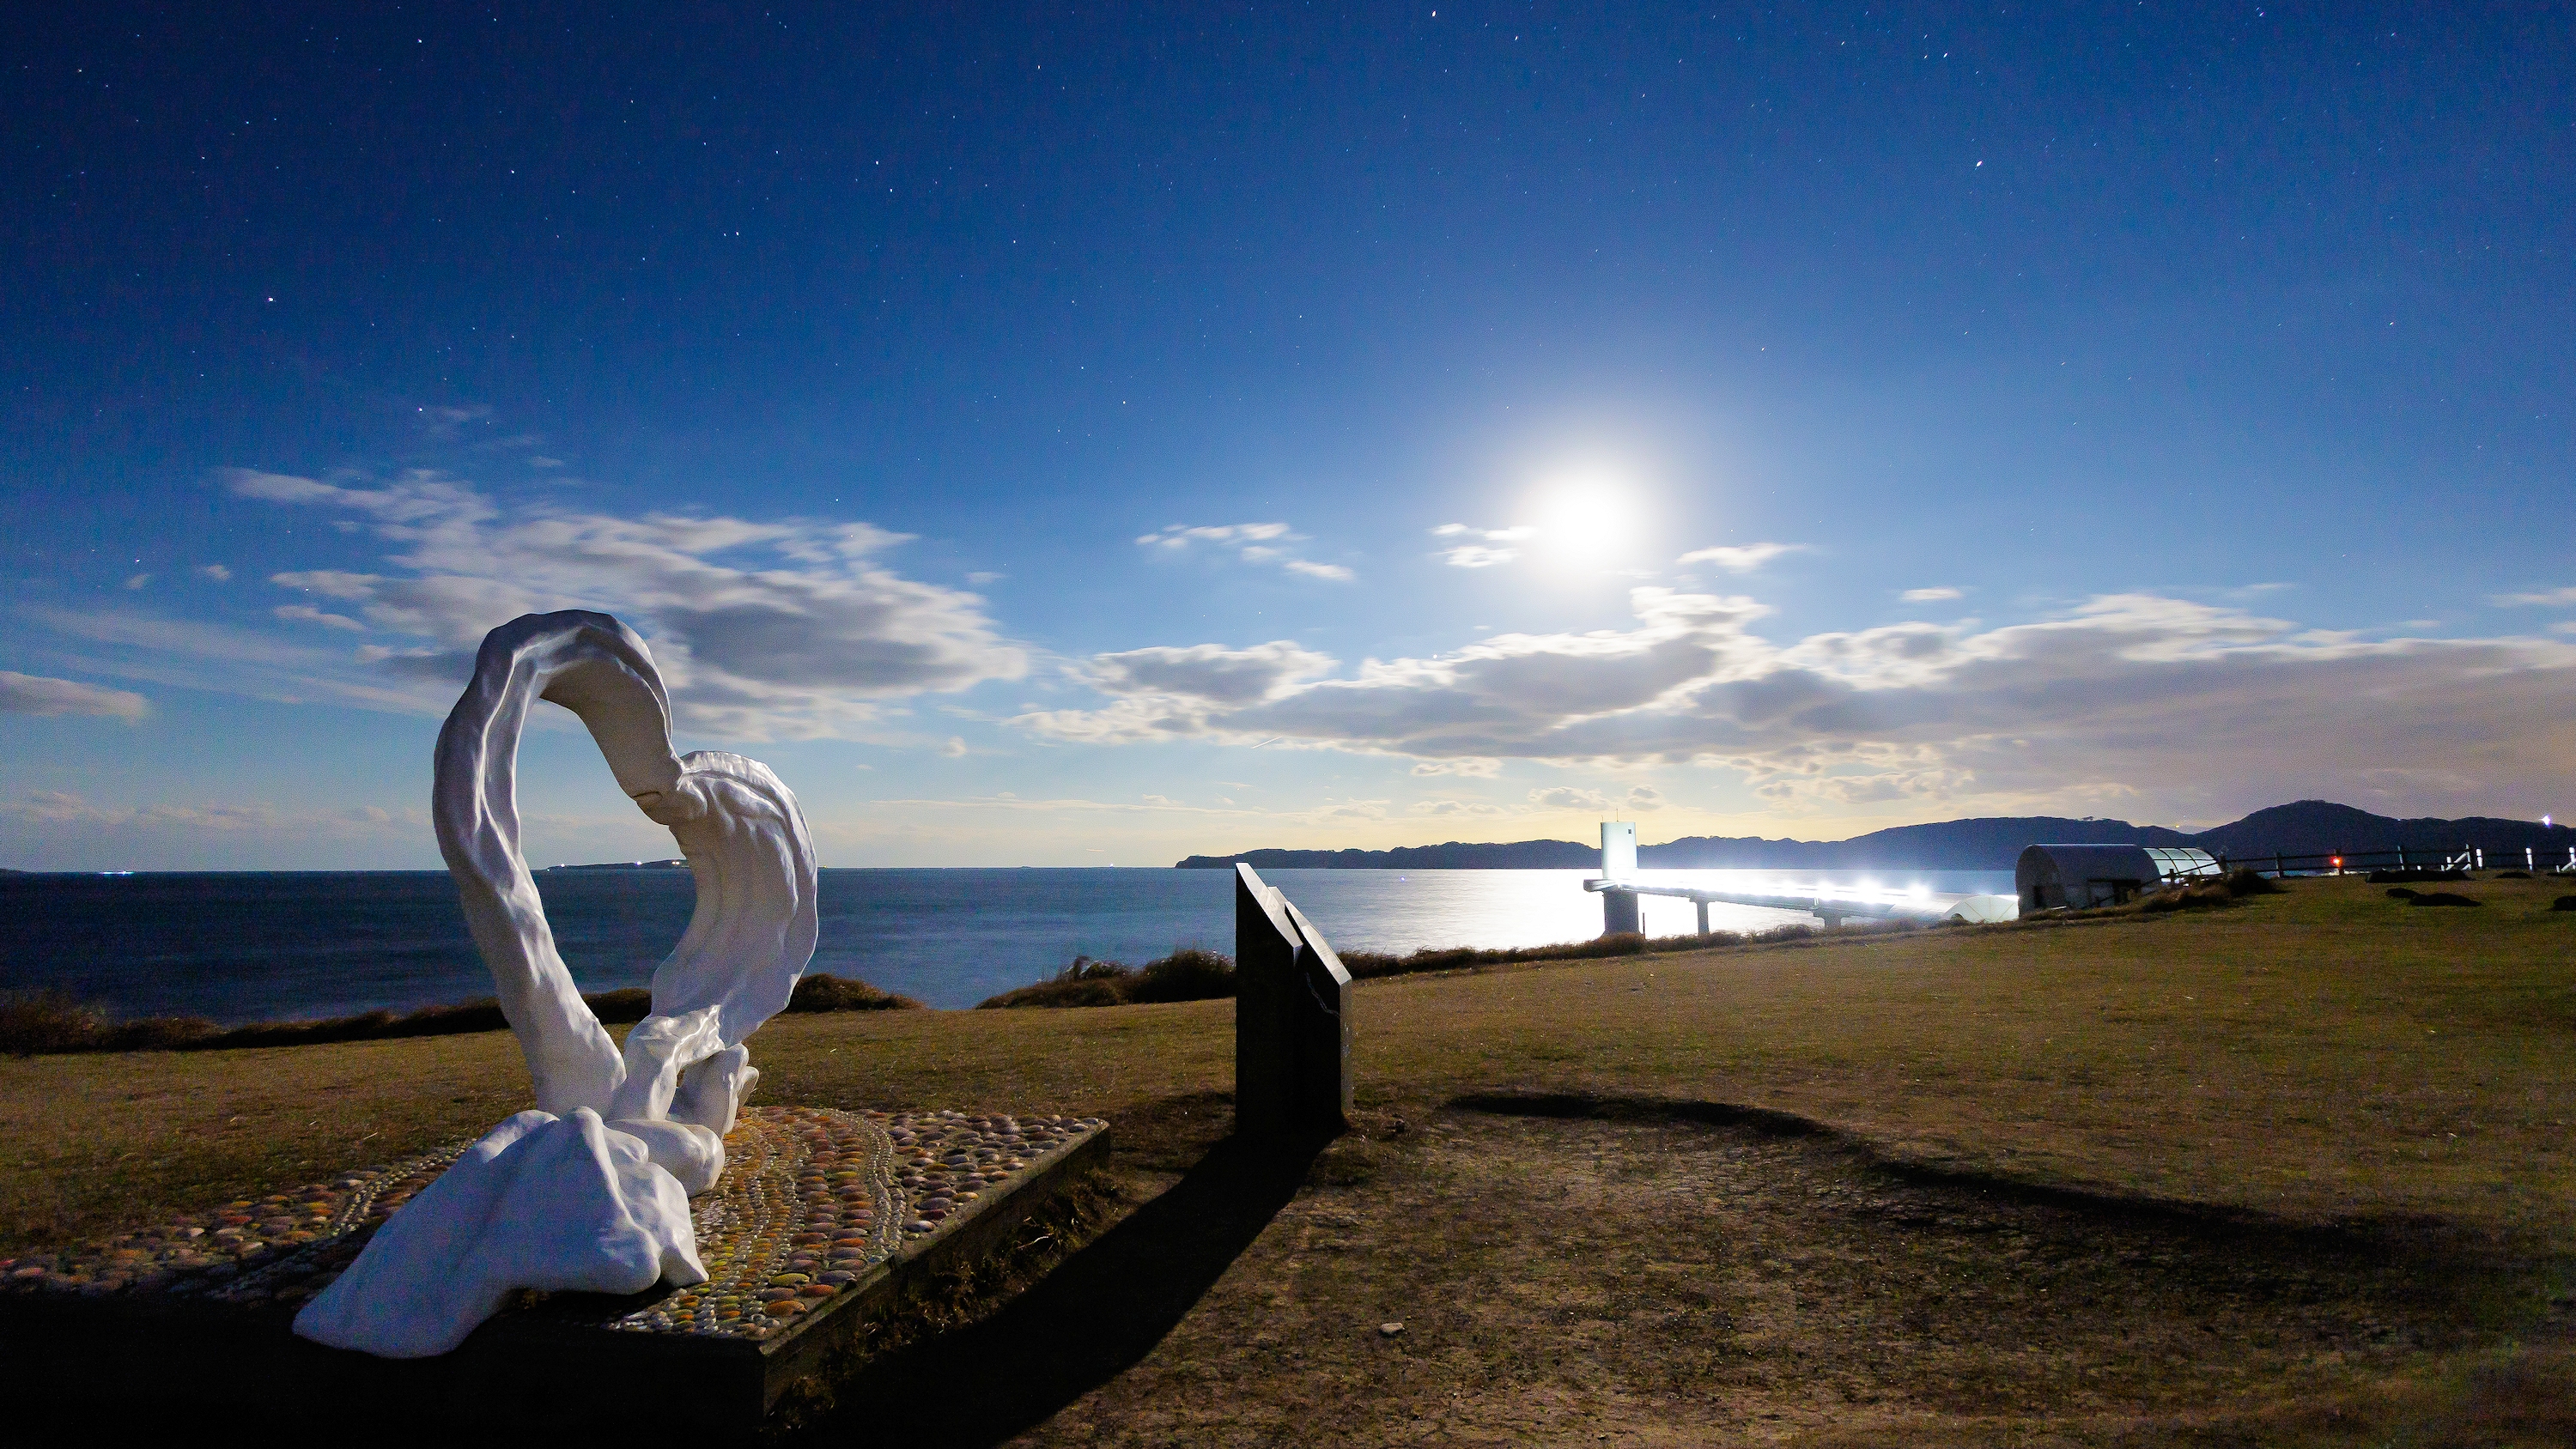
2016, 844, 2219, 912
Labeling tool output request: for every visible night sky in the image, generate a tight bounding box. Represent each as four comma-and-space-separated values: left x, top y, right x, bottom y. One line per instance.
5, 3, 2572, 869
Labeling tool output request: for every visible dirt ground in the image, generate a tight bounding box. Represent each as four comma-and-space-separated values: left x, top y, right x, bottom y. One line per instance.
813, 1091, 2575, 1448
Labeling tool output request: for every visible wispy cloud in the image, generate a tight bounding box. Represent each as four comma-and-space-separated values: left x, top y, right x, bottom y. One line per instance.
274, 603, 368, 632
2492, 586, 2576, 608
197, 564, 232, 583
1676, 542, 1808, 573
1901, 585, 1964, 603
1409, 757, 1500, 777
0, 671, 149, 722
0, 789, 416, 833
1529, 785, 1610, 810
1135, 521, 1353, 582
1431, 523, 1536, 568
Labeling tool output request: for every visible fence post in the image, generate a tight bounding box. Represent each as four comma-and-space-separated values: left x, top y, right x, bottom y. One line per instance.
2274, 852, 2285, 878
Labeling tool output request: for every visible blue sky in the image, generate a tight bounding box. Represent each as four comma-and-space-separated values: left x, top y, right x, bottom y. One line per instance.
4, 3, 2573, 869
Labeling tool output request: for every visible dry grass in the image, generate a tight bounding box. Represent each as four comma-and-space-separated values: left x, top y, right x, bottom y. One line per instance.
6, 872, 2575, 1445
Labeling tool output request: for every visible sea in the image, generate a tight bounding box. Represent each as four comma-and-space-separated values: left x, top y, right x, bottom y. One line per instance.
0, 866, 2013, 1022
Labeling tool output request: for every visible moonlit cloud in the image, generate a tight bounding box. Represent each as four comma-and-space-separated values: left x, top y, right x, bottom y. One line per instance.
1529, 785, 1611, 810
274, 603, 368, 632
210, 470, 1030, 738
1135, 521, 1352, 581
1901, 586, 1964, 603
1412, 797, 1503, 815
1409, 757, 1501, 777
1676, 542, 1808, 573
0, 671, 149, 722
2492, 586, 2576, 608
197, 564, 233, 582
1018, 590, 2576, 817
1431, 522, 1535, 568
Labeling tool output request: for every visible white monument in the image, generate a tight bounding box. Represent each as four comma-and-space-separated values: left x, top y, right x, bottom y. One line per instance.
294, 610, 819, 1358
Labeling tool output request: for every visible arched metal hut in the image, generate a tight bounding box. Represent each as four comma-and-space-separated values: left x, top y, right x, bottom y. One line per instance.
2015, 844, 2219, 912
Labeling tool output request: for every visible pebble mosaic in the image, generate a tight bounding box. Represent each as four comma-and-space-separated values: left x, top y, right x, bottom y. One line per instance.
0, 1106, 1103, 1349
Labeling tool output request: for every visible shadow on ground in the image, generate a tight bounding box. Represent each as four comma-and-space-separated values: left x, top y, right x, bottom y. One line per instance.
808, 1125, 1334, 1447
1451, 1088, 2456, 1240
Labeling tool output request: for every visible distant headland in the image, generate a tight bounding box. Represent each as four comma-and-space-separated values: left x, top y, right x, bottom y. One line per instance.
1176, 800, 2574, 872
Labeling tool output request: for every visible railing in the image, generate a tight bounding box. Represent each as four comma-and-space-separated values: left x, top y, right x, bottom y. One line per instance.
2214, 845, 2576, 877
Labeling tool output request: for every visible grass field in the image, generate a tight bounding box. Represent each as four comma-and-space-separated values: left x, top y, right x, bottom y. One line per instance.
6, 873, 2574, 1444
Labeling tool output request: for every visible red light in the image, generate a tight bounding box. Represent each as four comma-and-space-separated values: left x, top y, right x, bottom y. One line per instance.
2330, 857, 2342, 869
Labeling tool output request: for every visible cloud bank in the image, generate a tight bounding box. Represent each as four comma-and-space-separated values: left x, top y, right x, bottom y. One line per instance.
1018, 591, 2576, 815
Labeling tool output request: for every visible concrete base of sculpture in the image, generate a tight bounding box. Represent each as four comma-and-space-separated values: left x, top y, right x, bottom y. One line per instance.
0, 1106, 1107, 1434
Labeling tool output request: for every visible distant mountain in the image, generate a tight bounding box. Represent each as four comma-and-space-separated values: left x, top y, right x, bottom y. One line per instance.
2189, 801, 2568, 862
1175, 800, 2576, 871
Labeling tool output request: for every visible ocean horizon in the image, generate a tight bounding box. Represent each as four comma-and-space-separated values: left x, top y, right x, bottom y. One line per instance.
0, 864, 2014, 1021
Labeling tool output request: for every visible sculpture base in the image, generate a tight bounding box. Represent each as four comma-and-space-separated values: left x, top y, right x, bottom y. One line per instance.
0, 1106, 1109, 1434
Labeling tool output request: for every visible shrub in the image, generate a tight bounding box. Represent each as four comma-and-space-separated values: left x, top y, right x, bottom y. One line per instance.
1127, 949, 1236, 1004
978, 949, 1232, 1009
2223, 869, 2284, 896
786, 973, 925, 1013
982, 977, 1128, 1009
2141, 881, 2238, 914
0, 991, 114, 1056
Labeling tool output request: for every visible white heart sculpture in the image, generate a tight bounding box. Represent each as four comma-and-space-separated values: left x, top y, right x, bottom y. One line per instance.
294, 610, 819, 1358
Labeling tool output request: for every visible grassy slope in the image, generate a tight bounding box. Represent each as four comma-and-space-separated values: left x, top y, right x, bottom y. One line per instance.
18, 874, 2563, 1252
5, 874, 2573, 1441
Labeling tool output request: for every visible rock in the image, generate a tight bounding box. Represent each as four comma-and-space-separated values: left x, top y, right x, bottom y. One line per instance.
1379, 1321, 1405, 1337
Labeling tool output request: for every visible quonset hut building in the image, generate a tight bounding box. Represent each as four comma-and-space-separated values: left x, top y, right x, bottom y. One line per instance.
2015, 844, 2221, 912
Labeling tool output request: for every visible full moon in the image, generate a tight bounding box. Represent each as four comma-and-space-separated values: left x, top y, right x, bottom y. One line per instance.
1528, 465, 1642, 569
